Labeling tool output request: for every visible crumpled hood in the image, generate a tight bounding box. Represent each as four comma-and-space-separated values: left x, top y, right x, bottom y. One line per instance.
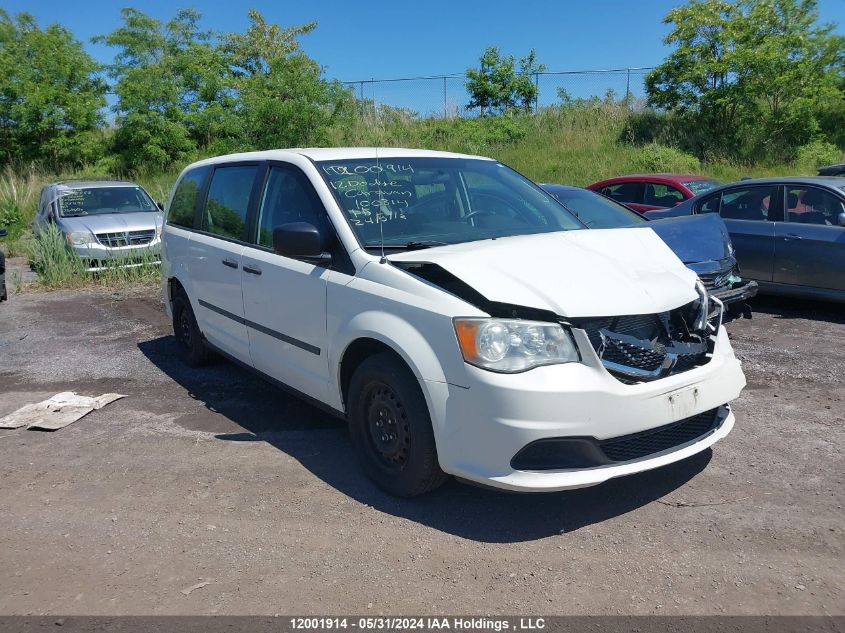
644, 213, 732, 264
59, 212, 162, 235
388, 228, 698, 318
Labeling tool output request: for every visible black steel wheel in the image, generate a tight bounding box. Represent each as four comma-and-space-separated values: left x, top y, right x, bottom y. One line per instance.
348, 352, 447, 497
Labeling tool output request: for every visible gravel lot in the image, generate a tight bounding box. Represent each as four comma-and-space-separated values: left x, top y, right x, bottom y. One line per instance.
0, 285, 841, 616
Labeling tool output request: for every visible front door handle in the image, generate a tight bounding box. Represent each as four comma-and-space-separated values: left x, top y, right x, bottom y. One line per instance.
222, 258, 239, 269
243, 264, 262, 276
783, 233, 803, 241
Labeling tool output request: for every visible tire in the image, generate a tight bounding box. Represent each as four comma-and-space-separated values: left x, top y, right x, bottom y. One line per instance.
347, 352, 448, 497
172, 288, 211, 367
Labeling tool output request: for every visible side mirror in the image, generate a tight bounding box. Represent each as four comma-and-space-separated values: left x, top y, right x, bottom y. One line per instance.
0, 227, 6, 238
157, 201, 164, 211
838, 212, 845, 228
272, 222, 331, 263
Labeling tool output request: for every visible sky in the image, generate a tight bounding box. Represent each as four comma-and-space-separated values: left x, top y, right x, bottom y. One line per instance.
5, 0, 845, 114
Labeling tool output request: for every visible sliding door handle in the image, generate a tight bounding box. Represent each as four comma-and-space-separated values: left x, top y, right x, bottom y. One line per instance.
243, 264, 262, 276
222, 258, 239, 269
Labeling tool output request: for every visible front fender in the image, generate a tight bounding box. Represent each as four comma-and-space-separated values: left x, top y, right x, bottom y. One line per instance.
329, 310, 469, 411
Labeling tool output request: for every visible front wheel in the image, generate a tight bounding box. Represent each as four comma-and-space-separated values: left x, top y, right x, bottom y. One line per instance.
347, 353, 448, 497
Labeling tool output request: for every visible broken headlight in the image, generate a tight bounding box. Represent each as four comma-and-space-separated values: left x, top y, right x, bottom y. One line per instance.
692, 279, 710, 331
453, 318, 580, 373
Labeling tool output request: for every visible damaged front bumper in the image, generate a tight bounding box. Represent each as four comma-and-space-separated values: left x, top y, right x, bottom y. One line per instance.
429, 323, 745, 492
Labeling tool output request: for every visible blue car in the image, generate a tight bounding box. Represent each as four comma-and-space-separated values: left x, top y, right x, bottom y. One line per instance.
542, 184, 758, 316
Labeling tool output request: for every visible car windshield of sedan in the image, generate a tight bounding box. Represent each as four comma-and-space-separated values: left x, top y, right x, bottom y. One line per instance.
683, 179, 722, 195
316, 158, 583, 249
546, 187, 646, 228
58, 187, 158, 218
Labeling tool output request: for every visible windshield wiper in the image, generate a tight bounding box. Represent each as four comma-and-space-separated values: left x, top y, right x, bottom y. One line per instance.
364, 240, 448, 251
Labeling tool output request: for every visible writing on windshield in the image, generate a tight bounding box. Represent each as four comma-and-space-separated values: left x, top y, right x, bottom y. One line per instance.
59, 187, 157, 217
318, 158, 582, 247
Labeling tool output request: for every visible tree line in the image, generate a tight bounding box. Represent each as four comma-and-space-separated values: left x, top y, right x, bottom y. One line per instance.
0, 0, 842, 175
0, 8, 354, 172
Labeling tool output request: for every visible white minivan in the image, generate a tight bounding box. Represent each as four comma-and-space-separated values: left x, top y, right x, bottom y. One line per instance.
161, 148, 746, 496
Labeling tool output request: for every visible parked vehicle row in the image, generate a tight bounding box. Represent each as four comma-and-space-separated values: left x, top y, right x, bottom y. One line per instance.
159, 148, 746, 497
17, 149, 839, 500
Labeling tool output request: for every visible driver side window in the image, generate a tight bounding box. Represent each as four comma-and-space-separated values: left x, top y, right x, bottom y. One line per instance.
256, 166, 327, 249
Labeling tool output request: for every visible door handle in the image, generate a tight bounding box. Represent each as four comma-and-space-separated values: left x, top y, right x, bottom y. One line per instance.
222, 258, 239, 269
783, 233, 803, 241
243, 264, 262, 276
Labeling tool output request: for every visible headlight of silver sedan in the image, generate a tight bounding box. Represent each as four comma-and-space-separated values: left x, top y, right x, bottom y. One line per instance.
454, 318, 580, 373
66, 231, 95, 246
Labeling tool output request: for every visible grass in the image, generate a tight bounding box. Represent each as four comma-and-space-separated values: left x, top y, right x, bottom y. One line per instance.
0, 104, 829, 290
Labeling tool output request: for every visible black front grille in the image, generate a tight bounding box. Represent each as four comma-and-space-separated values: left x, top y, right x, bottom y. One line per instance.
572, 302, 715, 385
697, 270, 730, 291
600, 335, 666, 372
600, 408, 721, 462
510, 408, 724, 470
96, 230, 155, 247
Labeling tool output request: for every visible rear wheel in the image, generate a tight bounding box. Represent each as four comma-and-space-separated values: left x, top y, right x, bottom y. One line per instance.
172, 288, 211, 367
347, 353, 448, 497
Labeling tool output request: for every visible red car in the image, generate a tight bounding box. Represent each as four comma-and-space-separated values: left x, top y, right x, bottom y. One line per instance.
587, 174, 722, 213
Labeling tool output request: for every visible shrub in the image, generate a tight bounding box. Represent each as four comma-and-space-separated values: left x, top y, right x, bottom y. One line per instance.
635, 143, 700, 173
0, 166, 41, 240
794, 140, 842, 170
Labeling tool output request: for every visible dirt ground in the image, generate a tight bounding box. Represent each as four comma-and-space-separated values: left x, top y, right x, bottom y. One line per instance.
0, 285, 841, 616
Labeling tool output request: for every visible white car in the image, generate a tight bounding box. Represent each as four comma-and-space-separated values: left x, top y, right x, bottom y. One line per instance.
161, 148, 746, 496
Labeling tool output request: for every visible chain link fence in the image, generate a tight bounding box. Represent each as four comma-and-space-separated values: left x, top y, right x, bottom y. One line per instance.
343, 67, 654, 118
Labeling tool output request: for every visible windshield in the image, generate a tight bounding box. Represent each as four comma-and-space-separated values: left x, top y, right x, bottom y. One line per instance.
543, 186, 646, 228
58, 186, 158, 217
683, 179, 721, 195
316, 158, 583, 248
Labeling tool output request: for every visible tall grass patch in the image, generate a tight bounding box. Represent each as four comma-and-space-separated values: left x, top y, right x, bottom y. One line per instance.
27, 223, 161, 290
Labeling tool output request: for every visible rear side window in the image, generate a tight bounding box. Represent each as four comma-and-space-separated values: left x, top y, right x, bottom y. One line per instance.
202, 165, 258, 240
786, 187, 845, 226
168, 166, 209, 228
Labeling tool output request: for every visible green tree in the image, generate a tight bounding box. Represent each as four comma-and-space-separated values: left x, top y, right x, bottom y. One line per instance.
222, 10, 353, 150
0, 11, 106, 168
646, 0, 844, 161
465, 47, 546, 116
95, 8, 238, 171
